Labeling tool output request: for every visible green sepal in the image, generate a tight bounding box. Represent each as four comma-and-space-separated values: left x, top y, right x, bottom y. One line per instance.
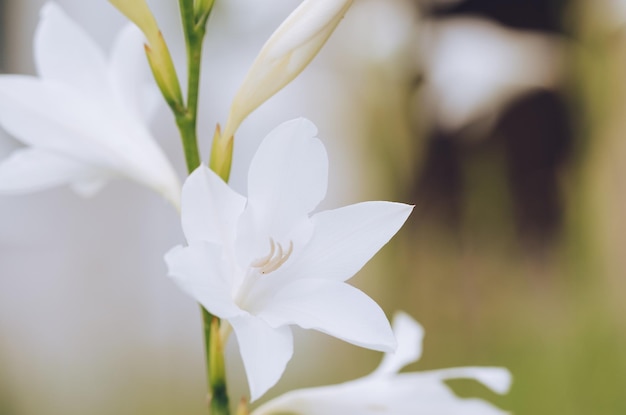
209, 124, 234, 182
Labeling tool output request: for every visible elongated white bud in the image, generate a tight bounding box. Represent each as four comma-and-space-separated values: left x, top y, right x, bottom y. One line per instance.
222, 0, 353, 141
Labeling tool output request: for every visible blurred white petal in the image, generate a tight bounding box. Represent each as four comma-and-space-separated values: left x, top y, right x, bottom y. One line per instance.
0, 2, 180, 207
252, 312, 512, 415
34, 2, 108, 99
423, 17, 565, 131
0, 148, 96, 193
371, 310, 424, 376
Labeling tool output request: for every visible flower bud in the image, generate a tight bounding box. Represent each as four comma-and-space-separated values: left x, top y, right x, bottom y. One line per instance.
109, 0, 183, 107
209, 124, 234, 181
222, 0, 353, 141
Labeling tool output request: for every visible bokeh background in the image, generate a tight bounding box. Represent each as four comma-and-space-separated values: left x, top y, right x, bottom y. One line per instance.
1, 0, 626, 414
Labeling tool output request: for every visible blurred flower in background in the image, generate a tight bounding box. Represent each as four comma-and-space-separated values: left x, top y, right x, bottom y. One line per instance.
0, 3, 181, 206
253, 312, 512, 415
1, 0, 626, 415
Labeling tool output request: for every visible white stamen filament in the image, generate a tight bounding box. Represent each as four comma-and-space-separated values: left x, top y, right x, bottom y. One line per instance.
251, 238, 294, 274
250, 238, 277, 267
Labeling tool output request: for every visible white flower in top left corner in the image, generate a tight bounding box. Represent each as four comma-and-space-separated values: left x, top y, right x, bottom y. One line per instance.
0, 2, 181, 208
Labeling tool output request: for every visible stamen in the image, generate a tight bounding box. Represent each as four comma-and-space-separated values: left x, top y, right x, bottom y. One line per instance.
250, 238, 276, 267
251, 238, 294, 274
263, 240, 293, 274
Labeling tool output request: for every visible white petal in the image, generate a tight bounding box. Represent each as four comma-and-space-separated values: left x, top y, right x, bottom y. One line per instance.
0, 148, 99, 194
371, 311, 424, 376
109, 23, 159, 122
236, 118, 327, 262
381, 373, 511, 414
181, 166, 246, 248
0, 76, 119, 164
427, 366, 513, 395
257, 279, 395, 352
285, 201, 413, 282
0, 76, 181, 205
71, 176, 110, 197
164, 243, 242, 319
253, 373, 510, 415
247, 118, 327, 221
229, 314, 293, 402
34, 2, 108, 99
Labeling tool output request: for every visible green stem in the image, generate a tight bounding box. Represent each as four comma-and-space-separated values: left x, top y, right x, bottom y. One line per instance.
175, 0, 202, 172
176, 112, 201, 172
210, 386, 231, 415
176, 2, 229, 414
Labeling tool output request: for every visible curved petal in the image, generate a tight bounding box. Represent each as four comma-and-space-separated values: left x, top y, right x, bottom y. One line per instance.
285, 201, 413, 282
0, 75, 119, 164
181, 166, 246, 249
425, 366, 513, 395
257, 279, 395, 352
236, 118, 327, 263
34, 2, 108, 99
0, 75, 181, 206
109, 23, 159, 122
253, 373, 510, 415
164, 242, 242, 319
71, 175, 110, 197
388, 373, 511, 414
229, 314, 293, 402
0, 148, 99, 194
371, 311, 424, 377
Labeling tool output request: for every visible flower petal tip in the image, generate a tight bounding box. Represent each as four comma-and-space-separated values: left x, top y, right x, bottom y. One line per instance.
489, 368, 513, 395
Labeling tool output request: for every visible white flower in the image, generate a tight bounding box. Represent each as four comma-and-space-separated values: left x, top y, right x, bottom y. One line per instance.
253, 311, 513, 415
423, 17, 564, 132
165, 118, 412, 401
0, 2, 181, 207
221, 0, 353, 141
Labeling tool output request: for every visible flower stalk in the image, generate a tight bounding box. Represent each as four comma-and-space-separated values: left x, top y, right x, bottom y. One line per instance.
116, 0, 227, 413
174, 2, 231, 414
175, 0, 212, 173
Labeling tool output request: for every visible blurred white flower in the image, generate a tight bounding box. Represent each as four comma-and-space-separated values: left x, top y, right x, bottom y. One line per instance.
338, 0, 420, 65
0, 2, 181, 207
600, 0, 626, 30
253, 311, 512, 415
422, 17, 564, 132
221, 0, 353, 141
165, 118, 412, 401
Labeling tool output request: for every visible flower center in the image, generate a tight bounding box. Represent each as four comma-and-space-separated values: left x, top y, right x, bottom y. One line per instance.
250, 238, 293, 274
